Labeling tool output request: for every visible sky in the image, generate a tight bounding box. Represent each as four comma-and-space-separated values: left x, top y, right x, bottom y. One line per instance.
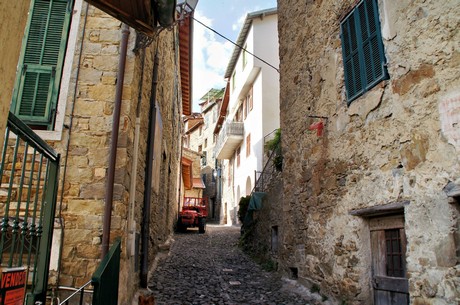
191, 0, 277, 112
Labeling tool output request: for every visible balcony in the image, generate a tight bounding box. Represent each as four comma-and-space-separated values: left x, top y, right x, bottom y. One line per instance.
215, 121, 244, 160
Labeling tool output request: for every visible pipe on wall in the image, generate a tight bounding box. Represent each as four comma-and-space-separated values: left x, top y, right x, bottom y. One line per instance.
140, 51, 159, 288
101, 23, 130, 258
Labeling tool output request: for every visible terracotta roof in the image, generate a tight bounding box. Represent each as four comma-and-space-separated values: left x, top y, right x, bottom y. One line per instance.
213, 82, 230, 134
185, 118, 203, 134
179, 14, 194, 115
199, 88, 225, 102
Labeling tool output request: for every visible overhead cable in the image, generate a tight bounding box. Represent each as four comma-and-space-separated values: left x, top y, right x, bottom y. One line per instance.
191, 16, 280, 74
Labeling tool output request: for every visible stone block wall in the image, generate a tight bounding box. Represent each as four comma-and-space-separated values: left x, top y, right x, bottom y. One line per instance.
51, 5, 182, 304
278, 0, 459, 304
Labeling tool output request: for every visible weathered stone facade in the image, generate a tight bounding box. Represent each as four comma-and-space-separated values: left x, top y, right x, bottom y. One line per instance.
43, 4, 183, 304
277, 0, 459, 304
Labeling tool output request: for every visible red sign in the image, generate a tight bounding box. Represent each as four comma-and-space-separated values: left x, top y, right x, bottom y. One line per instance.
0, 268, 27, 305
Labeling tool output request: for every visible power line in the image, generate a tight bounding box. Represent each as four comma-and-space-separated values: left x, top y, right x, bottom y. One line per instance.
191, 16, 280, 74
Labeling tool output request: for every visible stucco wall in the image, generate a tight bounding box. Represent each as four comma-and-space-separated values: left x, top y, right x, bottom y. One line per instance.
278, 0, 459, 304
0, 1, 31, 145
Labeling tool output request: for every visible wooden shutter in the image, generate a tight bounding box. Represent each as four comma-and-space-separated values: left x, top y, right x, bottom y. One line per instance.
341, 13, 363, 101
12, 0, 72, 128
341, 0, 388, 104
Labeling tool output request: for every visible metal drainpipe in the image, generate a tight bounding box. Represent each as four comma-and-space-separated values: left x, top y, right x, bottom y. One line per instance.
140, 51, 159, 288
101, 23, 130, 258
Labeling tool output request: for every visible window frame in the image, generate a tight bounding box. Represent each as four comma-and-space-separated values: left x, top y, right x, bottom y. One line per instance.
246, 134, 251, 157
11, 0, 75, 131
340, 0, 389, 105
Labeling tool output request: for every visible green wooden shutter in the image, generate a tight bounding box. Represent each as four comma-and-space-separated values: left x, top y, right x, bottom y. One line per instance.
12, 0, 72, 129
341, 0, 388, 105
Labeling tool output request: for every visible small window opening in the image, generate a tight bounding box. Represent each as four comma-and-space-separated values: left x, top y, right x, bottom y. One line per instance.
289, 267, 298, 279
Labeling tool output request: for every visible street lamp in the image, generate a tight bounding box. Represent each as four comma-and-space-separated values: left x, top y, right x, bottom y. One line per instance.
176, 0, 198, 20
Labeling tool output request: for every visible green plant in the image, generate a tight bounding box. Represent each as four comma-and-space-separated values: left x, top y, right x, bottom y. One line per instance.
310, 284, 320, 293
322, 295, 328, 301
237, 195, 251, 223
265, 129, 283, 171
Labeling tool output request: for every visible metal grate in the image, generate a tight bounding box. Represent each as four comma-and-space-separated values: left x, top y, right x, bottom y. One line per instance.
385, 229, 404, 277
0, 112, 60, 303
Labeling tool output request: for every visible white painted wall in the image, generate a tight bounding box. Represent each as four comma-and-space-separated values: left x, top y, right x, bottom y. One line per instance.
223, 12, 280, 225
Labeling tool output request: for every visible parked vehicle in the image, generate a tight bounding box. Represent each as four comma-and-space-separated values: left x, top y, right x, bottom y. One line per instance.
177, 197, 208, 233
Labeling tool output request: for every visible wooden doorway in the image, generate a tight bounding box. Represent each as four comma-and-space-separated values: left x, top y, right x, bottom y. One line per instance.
370, 215, 409, 305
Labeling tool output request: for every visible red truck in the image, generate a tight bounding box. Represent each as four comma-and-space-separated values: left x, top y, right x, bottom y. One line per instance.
177, 197, 208, 233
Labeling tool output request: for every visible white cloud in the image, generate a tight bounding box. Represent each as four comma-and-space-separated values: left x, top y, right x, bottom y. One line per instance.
232, 13, 246, 32
192, 10, 232, 112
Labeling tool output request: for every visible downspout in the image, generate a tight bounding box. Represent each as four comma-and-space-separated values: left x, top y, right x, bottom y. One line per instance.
140, 51, 159, 288
127, 47, 146, 263
101, 23, 130, 258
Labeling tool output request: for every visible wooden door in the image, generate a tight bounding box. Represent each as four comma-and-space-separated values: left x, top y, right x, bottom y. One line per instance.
370, 215, 409, 305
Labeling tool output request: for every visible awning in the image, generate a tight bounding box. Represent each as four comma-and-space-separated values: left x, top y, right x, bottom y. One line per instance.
84, 0, 177, 36
192, 178, 206, 189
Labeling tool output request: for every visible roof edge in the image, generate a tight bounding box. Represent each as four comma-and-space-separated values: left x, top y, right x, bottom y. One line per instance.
224, 7, 277, 79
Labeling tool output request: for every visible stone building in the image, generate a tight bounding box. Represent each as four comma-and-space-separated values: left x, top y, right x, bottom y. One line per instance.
1, 0, 194, 303
183, 88, 224, 221
199, 88, 224, 221
270, 0, 460, 304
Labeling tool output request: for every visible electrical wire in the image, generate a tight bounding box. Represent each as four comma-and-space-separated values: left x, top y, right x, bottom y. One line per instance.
191, 16, 280, 74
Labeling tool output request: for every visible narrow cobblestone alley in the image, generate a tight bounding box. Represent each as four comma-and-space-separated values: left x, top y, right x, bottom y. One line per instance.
149, 225, 326, 305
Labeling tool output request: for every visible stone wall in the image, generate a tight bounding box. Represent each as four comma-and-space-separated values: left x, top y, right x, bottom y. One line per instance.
53, 5, 182, 304
0, 1, 30, 146
278, 0, 459, 304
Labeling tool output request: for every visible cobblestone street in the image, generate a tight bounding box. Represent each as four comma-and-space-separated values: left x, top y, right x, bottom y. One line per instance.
149, 225, 326, 305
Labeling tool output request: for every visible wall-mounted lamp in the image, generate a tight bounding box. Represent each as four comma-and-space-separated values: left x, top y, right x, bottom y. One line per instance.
176, 0, 198, 18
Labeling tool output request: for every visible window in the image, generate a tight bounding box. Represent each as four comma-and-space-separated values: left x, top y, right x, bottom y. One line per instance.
340, 0, 388, 104
247, 87, 253, 111
184, 135, 190, 148
201, 151, 207, 166
204, 138, 207, 148
385, 229, 405, 277
236, 146, 241, 167
246, 134, 251, 157
235, 105, 242, 122
199, 126, 202, 136
232, 71, 236, 90
198, 145, 202, 153
213, 108, 217, 123
11, 0, 74, 129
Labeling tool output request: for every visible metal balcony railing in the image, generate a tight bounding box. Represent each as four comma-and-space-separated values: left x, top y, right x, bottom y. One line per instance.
0, 112, 60, 304
214, 121, 244, 160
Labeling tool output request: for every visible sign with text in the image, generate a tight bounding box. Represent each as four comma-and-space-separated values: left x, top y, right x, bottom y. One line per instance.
0, 267, 27, 305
